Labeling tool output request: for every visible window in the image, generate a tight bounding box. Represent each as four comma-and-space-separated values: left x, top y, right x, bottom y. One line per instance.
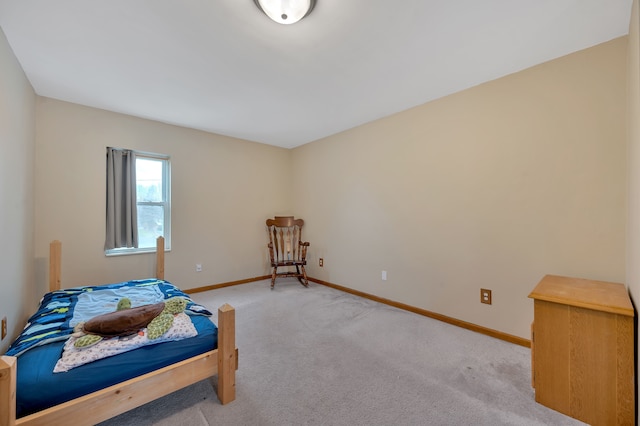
106, 151, 171, 255
135, 154, 171, 250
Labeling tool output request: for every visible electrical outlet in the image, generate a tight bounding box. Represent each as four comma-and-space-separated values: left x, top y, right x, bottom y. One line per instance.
319, 258, 324, 267
1, 317, 6, 340
196, 264, 202, 272
481, 289, 492, 305
381, 270, 387, 281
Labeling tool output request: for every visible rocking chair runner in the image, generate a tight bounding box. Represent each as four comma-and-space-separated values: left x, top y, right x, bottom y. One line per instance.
266, 216, 310, 289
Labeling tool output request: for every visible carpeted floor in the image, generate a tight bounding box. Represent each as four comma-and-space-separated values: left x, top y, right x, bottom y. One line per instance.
99, 279, 585, 426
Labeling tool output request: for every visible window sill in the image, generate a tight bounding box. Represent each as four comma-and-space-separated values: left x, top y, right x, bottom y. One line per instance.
105, 247, 171, 257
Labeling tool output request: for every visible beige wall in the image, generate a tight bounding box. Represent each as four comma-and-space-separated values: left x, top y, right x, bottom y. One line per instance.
292, 37, 628, 339
35, 98, 292, 291
2, 15, 630, 362
0, 28, 36, 353
626, 0, 640, 414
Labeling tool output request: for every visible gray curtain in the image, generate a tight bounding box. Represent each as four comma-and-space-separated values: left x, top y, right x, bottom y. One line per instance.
105, 147, 138, 250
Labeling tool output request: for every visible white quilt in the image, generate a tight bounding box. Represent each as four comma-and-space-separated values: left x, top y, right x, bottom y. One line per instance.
53, 312, 197, 373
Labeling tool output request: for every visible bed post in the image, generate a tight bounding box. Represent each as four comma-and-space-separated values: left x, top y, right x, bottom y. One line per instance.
0, 355, 16, 426
156, 236, 165, 280
217, 304, 236, 404
49, 240, 62, 292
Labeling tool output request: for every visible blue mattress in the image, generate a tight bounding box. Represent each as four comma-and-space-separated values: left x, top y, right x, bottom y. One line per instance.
16, 315, 217, 418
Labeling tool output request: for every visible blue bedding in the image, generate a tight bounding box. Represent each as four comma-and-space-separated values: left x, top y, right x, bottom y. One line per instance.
5, 279, 218, 418
6, 279, 211, 357
16, 315, 217, 418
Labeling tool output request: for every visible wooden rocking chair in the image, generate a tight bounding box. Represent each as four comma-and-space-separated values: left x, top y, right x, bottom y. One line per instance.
266, 216, 310, 289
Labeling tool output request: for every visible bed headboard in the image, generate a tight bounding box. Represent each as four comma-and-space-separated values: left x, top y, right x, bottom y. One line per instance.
48, 236, 166, 292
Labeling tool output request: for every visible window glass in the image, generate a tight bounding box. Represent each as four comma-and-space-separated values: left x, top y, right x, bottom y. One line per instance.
137, 158, 163, 203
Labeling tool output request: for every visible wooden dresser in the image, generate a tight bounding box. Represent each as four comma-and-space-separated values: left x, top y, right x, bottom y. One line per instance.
529, 275, 635, 425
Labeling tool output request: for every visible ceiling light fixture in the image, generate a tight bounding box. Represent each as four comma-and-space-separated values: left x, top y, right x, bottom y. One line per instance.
253, 0, 316, 25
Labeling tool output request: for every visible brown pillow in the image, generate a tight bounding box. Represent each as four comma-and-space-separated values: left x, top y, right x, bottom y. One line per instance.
83, 302, 165, 337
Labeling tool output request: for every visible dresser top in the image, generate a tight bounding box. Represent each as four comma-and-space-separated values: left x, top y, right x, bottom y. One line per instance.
529, 274, 634, 316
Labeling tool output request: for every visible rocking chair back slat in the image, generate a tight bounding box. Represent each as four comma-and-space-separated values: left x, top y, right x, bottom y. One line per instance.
266, 216, 310, 289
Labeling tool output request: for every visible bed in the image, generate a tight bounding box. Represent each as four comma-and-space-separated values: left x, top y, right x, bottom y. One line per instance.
0, 237, 237, 426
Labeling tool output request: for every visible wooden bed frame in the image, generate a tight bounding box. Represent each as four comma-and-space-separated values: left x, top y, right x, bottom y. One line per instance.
0, 237, 237, 426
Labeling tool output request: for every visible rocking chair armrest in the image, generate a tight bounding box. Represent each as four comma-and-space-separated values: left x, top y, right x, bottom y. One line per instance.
299, 241, 310, 261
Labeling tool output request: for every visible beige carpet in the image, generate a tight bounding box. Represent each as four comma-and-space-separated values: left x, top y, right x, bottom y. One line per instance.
99, 279, 585, 426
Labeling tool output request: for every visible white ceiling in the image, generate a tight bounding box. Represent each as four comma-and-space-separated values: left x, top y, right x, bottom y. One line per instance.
0, 0, 633, 148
